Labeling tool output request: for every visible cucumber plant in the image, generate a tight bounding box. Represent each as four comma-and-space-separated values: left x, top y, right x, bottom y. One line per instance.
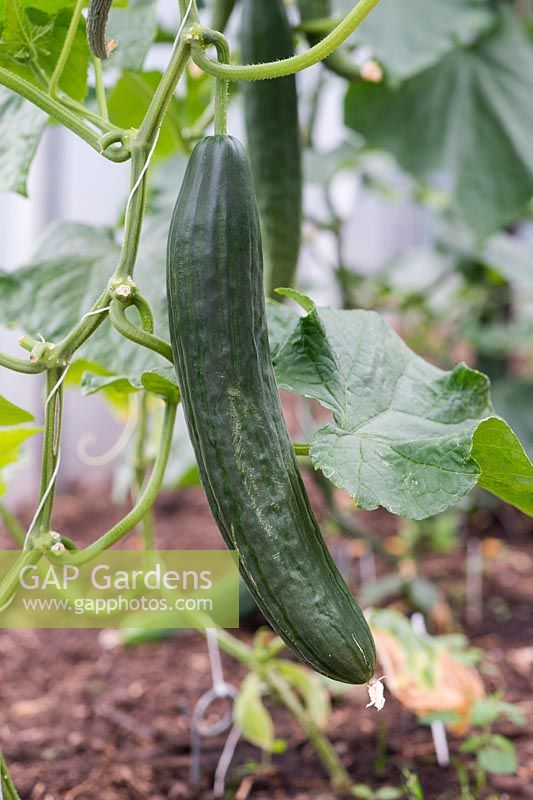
0, 0, 532, 796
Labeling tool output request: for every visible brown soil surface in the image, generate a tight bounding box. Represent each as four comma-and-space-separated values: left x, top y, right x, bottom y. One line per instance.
1, 485, 532, 800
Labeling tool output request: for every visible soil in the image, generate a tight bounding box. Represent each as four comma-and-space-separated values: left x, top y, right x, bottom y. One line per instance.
0, 484, 532, 800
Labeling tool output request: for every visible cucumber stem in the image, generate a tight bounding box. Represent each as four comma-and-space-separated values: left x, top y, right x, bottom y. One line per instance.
46, 401, 177, 566
94, 57, 109, 121
30, 368, 65, 542
49, 0, 85, 98
0, 351, 45, 374
1, 749, 22, 800
0, 505, 26, 547
192, 0, 382, 81
199, 29, 230, 135
0, 68, 126, 158
109, 300, 174, 364
0, 549, 42, 611
265, 666, 351, 789
134, 393, 156, 549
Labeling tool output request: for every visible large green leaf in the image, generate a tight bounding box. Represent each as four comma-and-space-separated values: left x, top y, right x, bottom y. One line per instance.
273, 291, 492, 519
0, 221, 119, 341
0, 395, 39, 495
0, 220, 174, 393
108, 68, 210, 160
108, 71, 184, 159
0, 394, 34, 425
472, 418, 533, 516
234, 673, 284, 753
0, 86, 45, 194
0, 4, 90, 101
345, 11, 533, 235
343, 0, 496, 81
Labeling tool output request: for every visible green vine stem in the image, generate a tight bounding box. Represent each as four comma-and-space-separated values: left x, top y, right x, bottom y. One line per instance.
198, 28, 230, 136
47, 400, 177, 566
137, 36, 191, 147
61, 95, 117, 132
49, 0, 85, 98
115, 148, 151, 283
182, 98, 215, 141
265, 666, 351, 789
109, 299, 174, 364
0, 350, 45, 374
94, 58, 109, 121
134, 394, 155, 549
0, 549, 42, 610
191, 0, 381, 81
0, 68, 127, 160
53, 290, 112, 364
31, 368, 65, 541
132, 294, 155, 333
192, 629, 349, 788
1, 748, 22, 800
298, 14, 366, 82
0, 504, 26, 546
49, 27, 191, 366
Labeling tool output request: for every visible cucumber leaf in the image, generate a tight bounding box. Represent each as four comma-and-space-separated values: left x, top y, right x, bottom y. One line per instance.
2, 217, 530, 518
476, 735, 517, 775
0, 395, 39, 495
472, 418, 533, 516
274, 660, 331, 729
108, 68, 211, 159
0, 221, 174, 396
271, 292, 524, 519
345, 10, 533, 236
0, 394, 34, 425
0, 4, 90, 102
0, 86, 46, 195
234, 673, 285, 754
337, 0, 496, 81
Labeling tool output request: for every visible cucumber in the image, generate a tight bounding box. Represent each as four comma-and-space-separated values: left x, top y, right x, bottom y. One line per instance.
298, 0, 331, 22
166, 135, 376, 684
240, 0, 302, 299
211, 0, 239, 33
87, 0, 113, 60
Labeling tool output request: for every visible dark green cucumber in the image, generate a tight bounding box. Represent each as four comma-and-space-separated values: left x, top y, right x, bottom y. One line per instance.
240, 0, 302, 300
166, 135, 375, 684
211, 0, 239, 33
87, 0, 113, 60
298, 0, 331, 23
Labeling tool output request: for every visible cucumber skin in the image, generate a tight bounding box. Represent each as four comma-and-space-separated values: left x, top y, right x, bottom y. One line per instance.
211, 0, 238, 33
166, 136, 376, 684
240, 0, 302, 300
298, 0, 331, 21
87, 0, 113, 60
